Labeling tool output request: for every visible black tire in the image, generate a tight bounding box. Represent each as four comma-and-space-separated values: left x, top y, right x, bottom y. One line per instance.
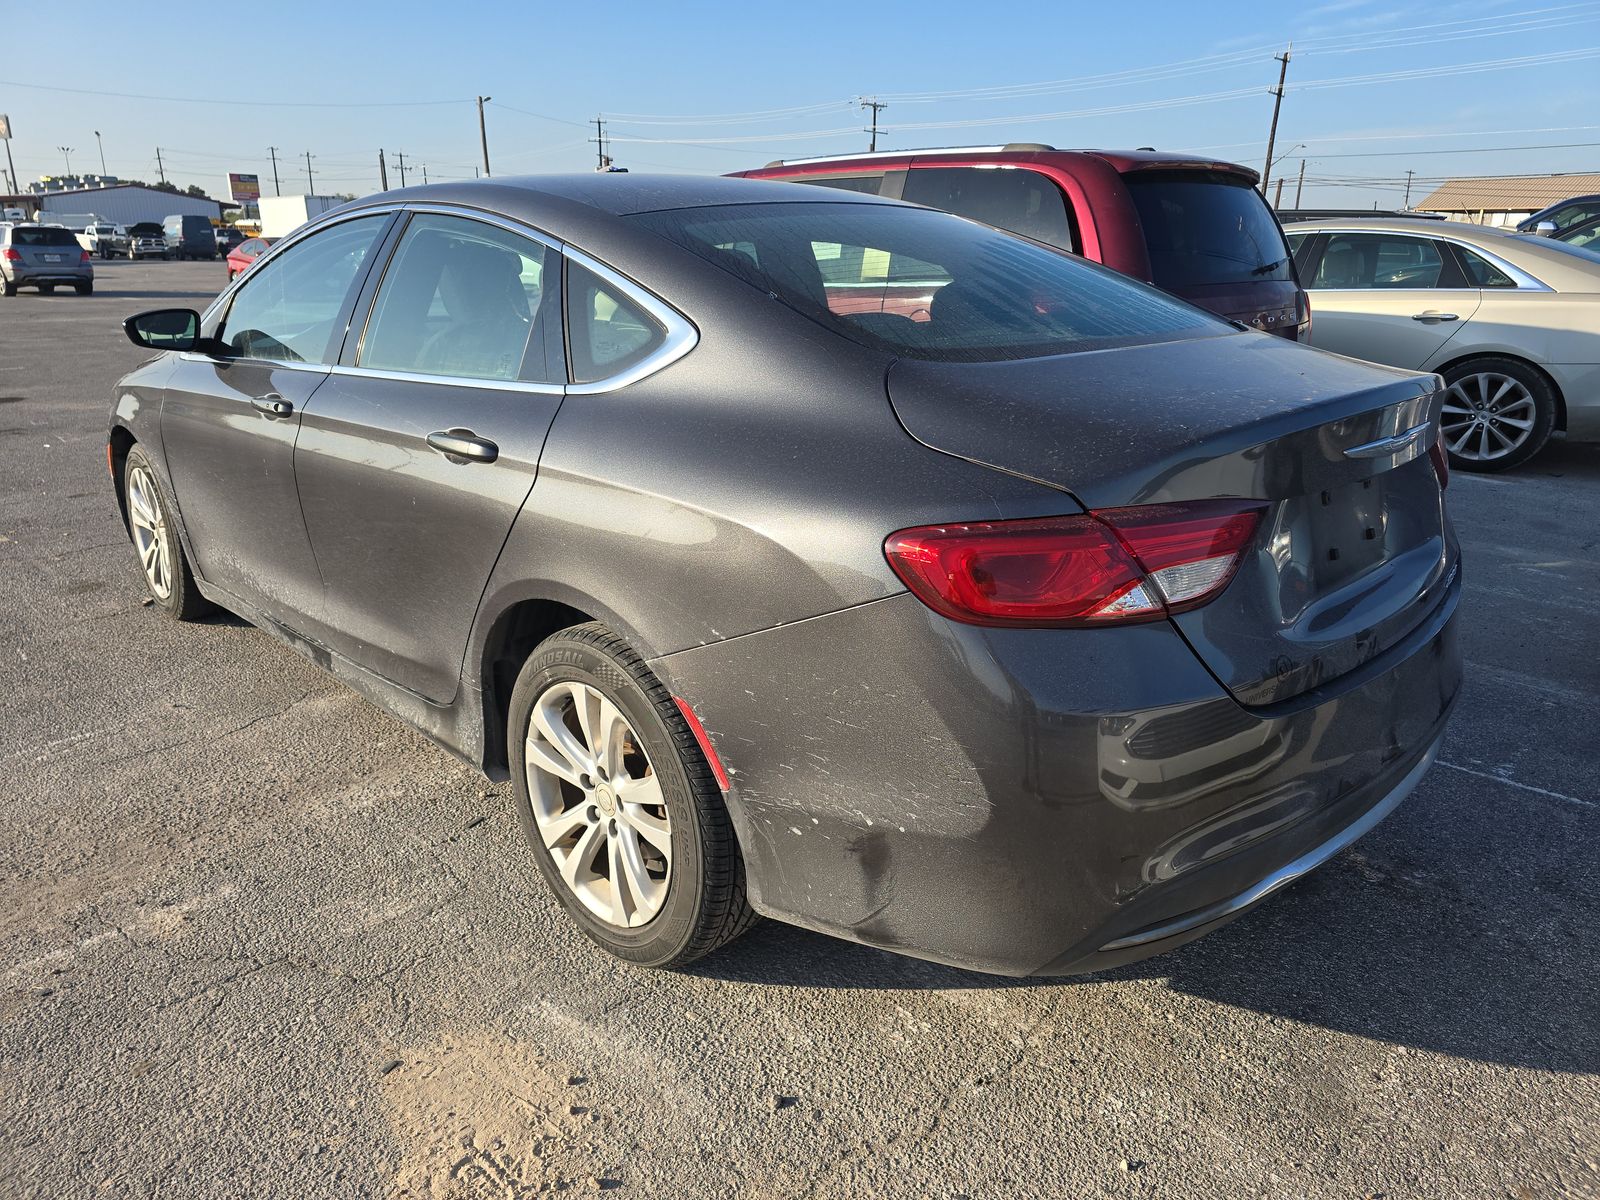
1438, 356, 1557, 473
508, 622, 756, 968
76, 282, 93, 296
122, 444, 212, 621
0, 277, 15, 297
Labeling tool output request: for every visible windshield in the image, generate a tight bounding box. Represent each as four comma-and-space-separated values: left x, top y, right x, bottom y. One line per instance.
632, 201, 1224, 363
1125, 171, 1295, 287
1554, 218, 1600, 250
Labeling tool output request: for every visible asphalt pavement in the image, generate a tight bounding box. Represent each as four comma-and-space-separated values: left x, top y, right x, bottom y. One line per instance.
1, 259, 1597, 1199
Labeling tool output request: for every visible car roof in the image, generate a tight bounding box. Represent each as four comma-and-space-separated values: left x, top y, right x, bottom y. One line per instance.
1282, 216, 1524, 238
369, 173, 905, 218
742, 145, 1257, 180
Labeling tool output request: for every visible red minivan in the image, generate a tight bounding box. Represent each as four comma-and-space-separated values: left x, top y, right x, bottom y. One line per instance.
733, 144, 1309, 339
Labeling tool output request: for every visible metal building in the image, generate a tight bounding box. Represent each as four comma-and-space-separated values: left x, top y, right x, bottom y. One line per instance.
34, 184, 229, 226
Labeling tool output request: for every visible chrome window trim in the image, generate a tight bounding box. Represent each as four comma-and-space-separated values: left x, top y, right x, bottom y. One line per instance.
327, 363, 564, 395
564, 243, 699, 395
1300, 227, 1552, 292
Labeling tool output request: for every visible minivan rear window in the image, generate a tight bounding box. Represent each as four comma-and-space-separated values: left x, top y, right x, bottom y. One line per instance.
1125, 171, 1294, 287
11, 227, 78, 247
901, 166, 1078, 252
634, 201, 1224, 363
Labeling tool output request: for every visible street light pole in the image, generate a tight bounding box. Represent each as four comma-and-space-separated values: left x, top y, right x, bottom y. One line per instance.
477, 95, 492, 178
94, 131, 106, 175
57, 146, 74, 176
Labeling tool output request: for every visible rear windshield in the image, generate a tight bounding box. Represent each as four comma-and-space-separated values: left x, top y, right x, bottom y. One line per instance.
632, 201, 1224, 363
11, 227, 79, 247
1125, 171, 1294, 287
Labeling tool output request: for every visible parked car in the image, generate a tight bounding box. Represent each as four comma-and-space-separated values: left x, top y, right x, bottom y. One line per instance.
1516, 194, 1600, 236
162, 213, 217, 261
77, 222, 127, 259
1, 223, 93, 295
126, 222, 167, 260
733, 145, 1310, 340
214, 225, 247, 256
224, 235, 277, 281
1285, 217, 1600, 471
109, 176, 1459, 976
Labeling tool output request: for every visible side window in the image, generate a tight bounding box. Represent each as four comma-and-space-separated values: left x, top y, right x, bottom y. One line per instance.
218, 214, 388, 363
358, 213, 556, 384
1456, 246, 1516, 287
901, 167, 1079, 252
794, 173, 886, 196
1311, 233, 1443, 290
566, 260, 665, 384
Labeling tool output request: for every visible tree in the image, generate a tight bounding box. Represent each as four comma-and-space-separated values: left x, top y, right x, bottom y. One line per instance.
183, 184, 209, 199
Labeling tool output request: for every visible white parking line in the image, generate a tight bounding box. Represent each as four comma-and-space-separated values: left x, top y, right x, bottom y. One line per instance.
1436, 760, 1595, 809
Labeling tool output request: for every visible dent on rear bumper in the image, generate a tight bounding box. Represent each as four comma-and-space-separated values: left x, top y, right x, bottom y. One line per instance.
653, 579, 1462, 977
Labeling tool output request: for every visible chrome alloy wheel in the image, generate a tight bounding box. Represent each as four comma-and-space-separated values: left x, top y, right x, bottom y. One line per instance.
524, 680, 673, 928
126, 463, 173, 600
1441, 372, 1537, 463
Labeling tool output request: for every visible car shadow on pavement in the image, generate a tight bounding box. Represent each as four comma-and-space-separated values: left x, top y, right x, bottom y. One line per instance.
691, 853, 1599, 1075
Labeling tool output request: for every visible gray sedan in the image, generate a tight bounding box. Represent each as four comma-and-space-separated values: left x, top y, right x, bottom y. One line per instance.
109, 176, 1460, 976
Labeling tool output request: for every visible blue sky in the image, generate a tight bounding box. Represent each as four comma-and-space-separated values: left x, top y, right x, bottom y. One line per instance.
4, 0, 1599, 209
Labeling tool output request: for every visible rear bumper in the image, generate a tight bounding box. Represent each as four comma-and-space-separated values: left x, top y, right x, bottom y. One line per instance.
1547, 362, 1600, 440
655, 567, 1462, 977
4, 265, 92, 284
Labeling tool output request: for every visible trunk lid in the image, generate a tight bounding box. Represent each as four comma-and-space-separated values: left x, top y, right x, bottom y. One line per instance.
886, 332, 1453, 706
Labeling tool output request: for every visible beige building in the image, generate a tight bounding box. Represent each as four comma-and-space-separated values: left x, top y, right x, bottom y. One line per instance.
1415, 172, 1600, 228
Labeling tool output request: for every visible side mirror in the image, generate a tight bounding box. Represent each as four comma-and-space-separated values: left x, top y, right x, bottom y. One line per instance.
123, 308, 202, 352
1534, 221, 1558, 237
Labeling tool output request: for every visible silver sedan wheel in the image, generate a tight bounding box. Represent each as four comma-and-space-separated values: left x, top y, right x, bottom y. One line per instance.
126, 464, 173, 600
1441, 372, 1537, 462
524, 680, 673, 929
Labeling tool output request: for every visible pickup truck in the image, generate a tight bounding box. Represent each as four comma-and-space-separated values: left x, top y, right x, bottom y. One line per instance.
125, 223, 166, 260
76, 222, 128, 259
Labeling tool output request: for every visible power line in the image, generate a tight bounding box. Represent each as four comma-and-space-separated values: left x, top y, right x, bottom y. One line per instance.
0, 78, 467, 108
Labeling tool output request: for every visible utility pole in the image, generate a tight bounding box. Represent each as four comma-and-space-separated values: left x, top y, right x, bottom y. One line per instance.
1294, 158, 1306, 207
268, 146, 281, 196
1260, 46, 1291, 196
477, 95, 492, 178
378, 148, 389, 191
860, 96, 888, 152
304, 150, 315, 193
593, 117, 612, 170
1404, 169, 1416, 209
94, 131, 106, 175
422, 163, 429, 186
1273, 178, 1284, 209
155, 147, 166, 185
396, 151, 407, 187
57, 146, 74, 175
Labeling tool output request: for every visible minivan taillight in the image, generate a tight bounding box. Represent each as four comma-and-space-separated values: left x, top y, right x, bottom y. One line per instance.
884, 501, 1263, 628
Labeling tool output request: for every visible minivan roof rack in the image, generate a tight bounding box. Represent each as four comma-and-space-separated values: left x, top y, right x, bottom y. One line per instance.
762, 143, 1058, 168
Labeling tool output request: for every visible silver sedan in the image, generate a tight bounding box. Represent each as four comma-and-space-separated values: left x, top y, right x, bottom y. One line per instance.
1285, 217, 1600, 471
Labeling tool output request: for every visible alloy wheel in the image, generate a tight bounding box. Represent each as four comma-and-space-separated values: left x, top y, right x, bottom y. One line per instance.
126, 463, 173, 599
1441, 372, 1537, 463
524, 680, 673, 929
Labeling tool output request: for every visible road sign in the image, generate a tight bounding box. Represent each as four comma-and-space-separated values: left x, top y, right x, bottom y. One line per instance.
227, 172, 261, 204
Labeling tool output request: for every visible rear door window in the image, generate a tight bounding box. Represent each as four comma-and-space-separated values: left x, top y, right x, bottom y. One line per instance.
1455, 246, 1516, 287
1125, 171, 1293, 285
1311, 233, 1445, 289
901, 166, 1079, 252
358, 213, 556, 383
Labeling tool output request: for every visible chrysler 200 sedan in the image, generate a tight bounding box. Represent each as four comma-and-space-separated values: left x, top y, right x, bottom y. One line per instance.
109, 176, 1461, 976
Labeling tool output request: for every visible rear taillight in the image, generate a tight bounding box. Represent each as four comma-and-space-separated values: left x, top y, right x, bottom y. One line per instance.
2, 248, 19, 262
884, 500, 1263, 628
1429, 426, 1449, 489
79, 250, 92, 265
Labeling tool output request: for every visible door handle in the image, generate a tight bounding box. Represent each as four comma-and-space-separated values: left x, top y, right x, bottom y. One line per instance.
1411, 311, 1459, 323
426, 429, 499, 463
251, 394, 293, 417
